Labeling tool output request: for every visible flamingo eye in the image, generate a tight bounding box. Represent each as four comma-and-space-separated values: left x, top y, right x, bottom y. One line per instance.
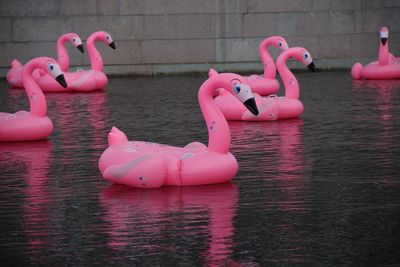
72, 38, 76, 42
304, 52, 309, 59
278, 42, 282, 47
48, 64, 54, 71
106, 35, 110, 40
233, 84, 241, 94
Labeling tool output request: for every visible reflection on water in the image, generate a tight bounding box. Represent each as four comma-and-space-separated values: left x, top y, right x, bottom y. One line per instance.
353, 79, 400, 185
0, 141, 52, 263
0, 72, 400, 265
100, 183, 238, 266
230, 119, 306, 210
229, 119, 311, 265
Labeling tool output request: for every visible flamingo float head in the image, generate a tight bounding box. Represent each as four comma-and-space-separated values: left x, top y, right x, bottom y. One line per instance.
380, 26, 389, 46
290, 48, 315, 72
274, 37, 289, 51
100, 31, 116, 49
229, 76, 259, 115
67, 33, 85, 53
45, 59, 67, 88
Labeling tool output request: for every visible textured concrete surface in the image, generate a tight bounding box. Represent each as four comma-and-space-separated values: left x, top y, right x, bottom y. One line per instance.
0, 0, 399, 77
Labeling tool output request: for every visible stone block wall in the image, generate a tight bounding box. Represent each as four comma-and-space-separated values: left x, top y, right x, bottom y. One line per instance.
0, 0, 399, 77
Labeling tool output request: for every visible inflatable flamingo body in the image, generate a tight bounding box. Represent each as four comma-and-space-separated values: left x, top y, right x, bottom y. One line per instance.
0, 57, 67, 142
214, 47, 315, 121
6, 33, 83, 89
352, 27, 400, 80
36, 31, 116, 92
99, 73, 259, 188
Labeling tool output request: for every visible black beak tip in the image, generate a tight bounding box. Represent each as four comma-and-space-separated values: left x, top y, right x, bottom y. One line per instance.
307, 62, 316, 72
56, 74, 67, 88
77, 44, 84, 53
244, 98, 259, 116
109, 41, 116, 50
381, 38, 387, 46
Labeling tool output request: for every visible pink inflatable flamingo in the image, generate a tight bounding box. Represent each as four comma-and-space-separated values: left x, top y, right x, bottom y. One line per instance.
99, 73, 259, 188
6, 33, 83, 89
209, 36, 289, 95
214, 47, 315, 121
0, 57, 67, 142
35, 31, 116, 92
352, 27, 400, 80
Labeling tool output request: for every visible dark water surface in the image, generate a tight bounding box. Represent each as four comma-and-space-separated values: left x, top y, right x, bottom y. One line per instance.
1, 72, 399, 266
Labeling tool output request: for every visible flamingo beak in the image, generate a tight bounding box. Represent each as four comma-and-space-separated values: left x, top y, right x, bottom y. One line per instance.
381, 37, 387, 46
244, 97, 259, 115
109, 41, 116, 50
307, 61, 316, 72
77, 44, 84, 53
55, 74, 67, 88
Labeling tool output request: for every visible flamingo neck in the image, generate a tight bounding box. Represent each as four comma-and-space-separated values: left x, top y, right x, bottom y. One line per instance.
198, 79, 231, 154
378, 41, 389, 66
276, 51, 300, 99
56, 35, 70, 72
22, 62, 47, 117
87, 33, 104, 71
259, 38, 277, 79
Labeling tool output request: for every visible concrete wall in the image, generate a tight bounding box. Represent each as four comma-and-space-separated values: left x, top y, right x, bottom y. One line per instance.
0, 0, 399, 77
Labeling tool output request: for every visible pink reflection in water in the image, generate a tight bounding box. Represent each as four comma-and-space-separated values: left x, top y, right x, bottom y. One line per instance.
229, 120, 309, 263
229, 119, 306, 211
46, 91, 109, 194
353, 79, 399, 122
0, 141, 53, 255
47, 91, 109, 151
353, 80, 400, 183
100, 183, 238, 265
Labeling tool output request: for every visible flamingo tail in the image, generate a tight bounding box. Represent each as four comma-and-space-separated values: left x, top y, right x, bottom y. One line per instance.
108, 127, 128, 146
208, 68, 219, 78
10, 59, 22, 68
